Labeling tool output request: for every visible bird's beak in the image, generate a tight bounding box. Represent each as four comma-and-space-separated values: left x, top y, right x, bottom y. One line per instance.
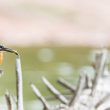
0, 46, 19, 64
2, 47, 18, 55
0, 46, 18, 55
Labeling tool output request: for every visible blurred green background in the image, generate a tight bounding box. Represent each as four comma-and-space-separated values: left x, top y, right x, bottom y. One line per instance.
0, 46, 91, 101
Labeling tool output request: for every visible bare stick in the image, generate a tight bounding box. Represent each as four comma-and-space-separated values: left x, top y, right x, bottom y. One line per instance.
92, 49, 107, 95
42, 77, 68, 104
69, 73, 86, 106
16, 55, 24, 110
31, 83, 50, 110
58, 78, 76, 93
85, 75, 93, 88
95, 94, 110, 109
10, 94, 17, 105
5, 91, 12, 110
45, 94, 72, 101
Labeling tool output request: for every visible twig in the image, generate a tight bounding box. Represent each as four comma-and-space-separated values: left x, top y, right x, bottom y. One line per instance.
95, 94, 110, 109
85, 75, 93, 88
45, 94, 72, 101
10, 93, 17, 105
69, 73, 86, 106
5, 91, 12, 110
16, 55, 24, 110
42, 77, 68, 104
31, 83, 50, 110
58, 78, 76, 93
92, 49, 107, 95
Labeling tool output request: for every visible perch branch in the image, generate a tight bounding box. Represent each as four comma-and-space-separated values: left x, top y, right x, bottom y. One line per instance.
16, 55, 24, 110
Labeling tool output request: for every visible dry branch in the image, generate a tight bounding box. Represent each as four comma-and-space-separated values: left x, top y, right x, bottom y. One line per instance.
69, 73, 86, 107
16, 55, 24, 110
58, 78, 76, 93
42, 77, 68, 104
31, 83, 50, 110
5, 91, 12, 110
92, 49, 107, 95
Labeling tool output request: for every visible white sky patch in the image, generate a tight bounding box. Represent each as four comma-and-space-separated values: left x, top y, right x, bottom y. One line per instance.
37, 48, 54, 62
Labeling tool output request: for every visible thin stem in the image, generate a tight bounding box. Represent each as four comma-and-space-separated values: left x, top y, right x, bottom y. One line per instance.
5, 91, 12, 110
16, 55, 24, 110
58, 78, 76, 93
42, 77, 68, 104
31, 83, 50, 110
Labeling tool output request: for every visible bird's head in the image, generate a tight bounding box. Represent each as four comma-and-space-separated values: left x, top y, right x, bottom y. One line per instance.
0, 45, 18, 65
0, 45, 18, 55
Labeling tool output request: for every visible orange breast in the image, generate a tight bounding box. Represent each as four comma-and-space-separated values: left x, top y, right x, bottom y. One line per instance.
0, 52, 3, 65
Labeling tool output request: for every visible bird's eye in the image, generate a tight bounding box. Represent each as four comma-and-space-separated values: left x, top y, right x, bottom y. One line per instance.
0, 52, 3, 65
